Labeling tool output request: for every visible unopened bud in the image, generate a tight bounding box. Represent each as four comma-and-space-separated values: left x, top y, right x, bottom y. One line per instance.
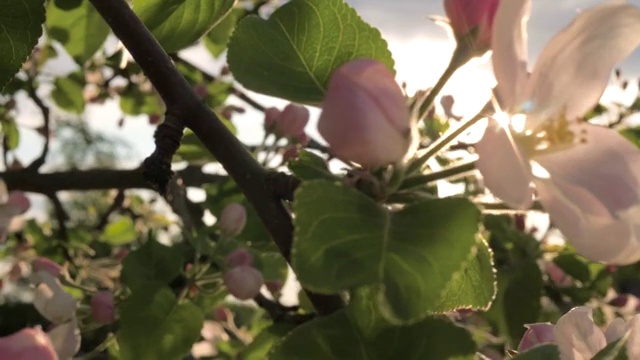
225, 248, 254, 268
444, 0, 499, 51
218, 203, 246, 236
275, 104, 309, 138
318, 59, 413, 168
223, 266, 263, 300
517, 323, 555, 351
90, 291, 115, 324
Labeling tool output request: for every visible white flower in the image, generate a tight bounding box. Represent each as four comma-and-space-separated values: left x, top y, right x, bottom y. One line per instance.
476, 0, 640, 264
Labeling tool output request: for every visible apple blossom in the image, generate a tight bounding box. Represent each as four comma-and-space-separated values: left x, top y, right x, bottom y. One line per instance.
218, 203, 246, 236
475, 0, 640, 264
91, 290, 116, 324
223, 265, 263, 300
318, 59, 413, 168
32, 271, 77, 324
444, 0, 499, 51
0, 327, 57, 360
516, 307, 640, 358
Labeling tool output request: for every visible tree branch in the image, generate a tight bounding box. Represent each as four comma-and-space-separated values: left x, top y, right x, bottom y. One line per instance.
25, 78, 51, 171
2, 166, 225, 193
89, 0, 344, 315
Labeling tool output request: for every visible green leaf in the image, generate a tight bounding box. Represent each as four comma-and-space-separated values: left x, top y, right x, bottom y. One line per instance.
292, 180, 481, 324
100, 217, 137, 245
51, 72, 85, 113
119, 86, 165, 116
512, 345, 560, 360
592, 337, 629, 360
204, 8, 243, 57
119, 285, 204, 360
2, 120, 19, 150
133, 0, 235, 53
121, 240, 184, 290
228, 0, 394, 104
241, 324, 294, 360
431, 238, 496, 313
288, 150, 336, 181
483, 215, 543, 346
269, 310, 476, 359
46, 0, 110, 63
255, 251, 288, 283
0, 0, 45, 91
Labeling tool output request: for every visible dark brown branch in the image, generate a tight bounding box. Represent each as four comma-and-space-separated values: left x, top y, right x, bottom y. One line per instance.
2, 166, 225, 193
25, 78, 51, 171
89, 0, 344, 315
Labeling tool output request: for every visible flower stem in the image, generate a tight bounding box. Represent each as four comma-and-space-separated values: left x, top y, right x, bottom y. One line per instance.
417, 42, 476, 125
407, 100, 492, 175
399, 160, 477, 190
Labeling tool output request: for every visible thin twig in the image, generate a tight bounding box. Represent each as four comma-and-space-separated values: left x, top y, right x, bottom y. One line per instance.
96, 190, 126, 231
25, 78, 51, 171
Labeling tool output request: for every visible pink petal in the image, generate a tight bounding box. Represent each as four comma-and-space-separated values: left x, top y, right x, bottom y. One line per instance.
554, 307, 607, 360
0, 327, 57, 360
627, 315, 640, 358
526, 3, 640, 123
491, 0, 531, 110
518, 323, 555, 351
47, 318, 81, 359
475, 119, 534, 209
534, 125, 640, 264
605, 318, 626, 343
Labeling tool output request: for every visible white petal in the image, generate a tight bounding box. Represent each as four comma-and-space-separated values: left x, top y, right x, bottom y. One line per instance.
526, 3, 640, 123
491, 0, 530, 110
627, 315, 640, 358
47, 318, 81, 360
535, 177, 640, 265
554, 307, 607, 360
533, 125, 640, 264
605, 318, 626, 343
475, 119, 533, 209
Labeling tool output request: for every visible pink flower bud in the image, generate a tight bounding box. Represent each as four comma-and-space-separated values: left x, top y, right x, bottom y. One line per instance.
518, 323, 555, 351
546, 262, 572, 288
264, 107, 281, 131
265, 280, 282, 295
90, 291, 115, 324
214, 307, 228, 322
0, 327, 57, 360
223, 266, 263, 300
7, 192, 30, 214
282, 146, 300, 162
318, 59, 413, 168
148, 114, 162, 125
444, 0, 499, 50
275, 104, 309, 138
609, 295, 628, 308
218, 203, 247, 236
32, 257, 62, 278
225, 248, 254, 268
193, 84, 208, 99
